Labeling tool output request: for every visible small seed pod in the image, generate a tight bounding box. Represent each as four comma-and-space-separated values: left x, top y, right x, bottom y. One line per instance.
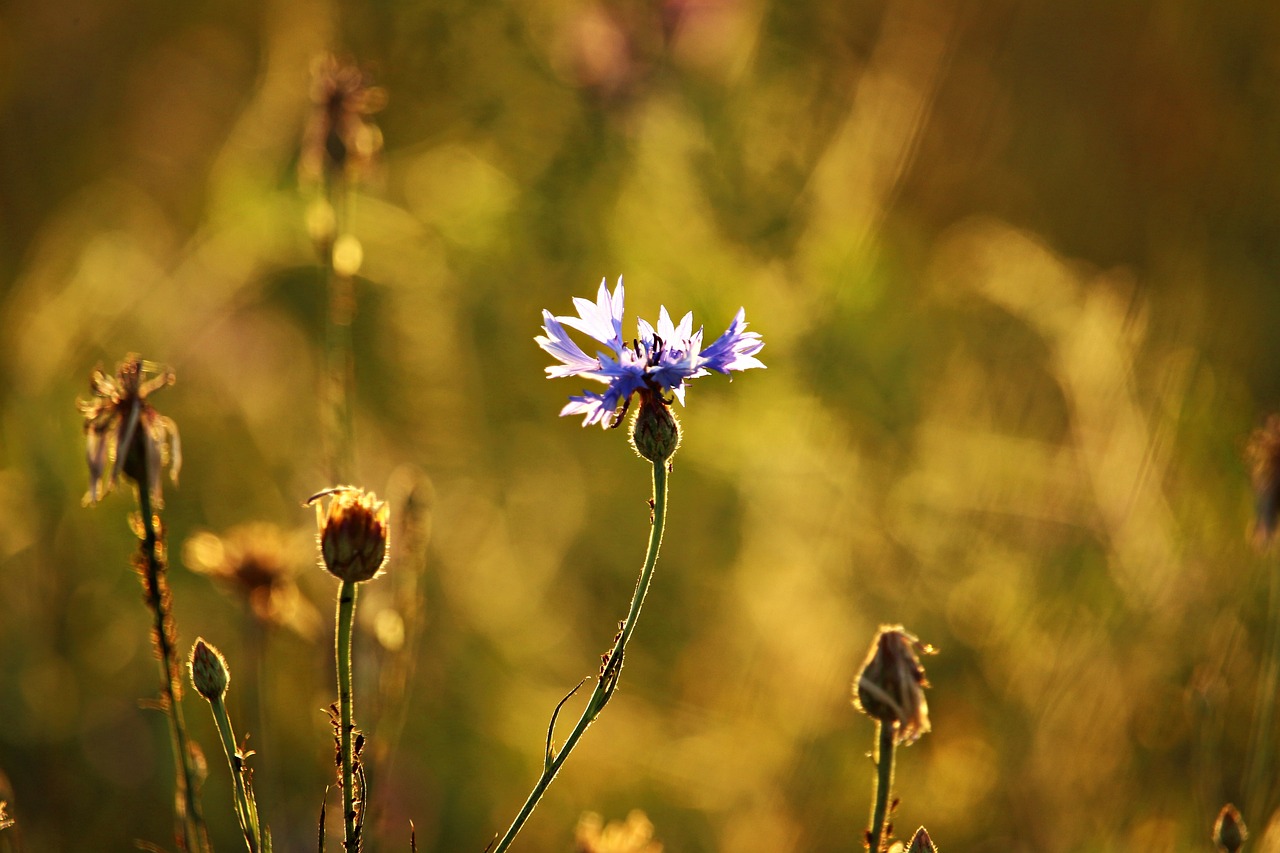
309, 486, 390, 583
189, 638, 230, 702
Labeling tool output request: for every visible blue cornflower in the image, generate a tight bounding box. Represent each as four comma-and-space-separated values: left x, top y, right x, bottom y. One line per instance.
536, 277, 765, 428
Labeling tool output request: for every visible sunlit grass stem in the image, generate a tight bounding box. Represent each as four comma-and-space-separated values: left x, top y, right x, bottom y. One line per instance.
337, 578, 360, 850
136, 482, 210, 853
868, 721, 897, 853
492, 460, 668, 853
208, 688, 267, 852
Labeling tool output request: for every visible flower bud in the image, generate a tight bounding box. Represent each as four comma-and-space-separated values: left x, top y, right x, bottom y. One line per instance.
1214, 804, 1246, 853
854, 625, 932, 745
630, 392, 680, 463
905, 827, 936, 853
309, 486, 390, 583
189, 638, 230, 701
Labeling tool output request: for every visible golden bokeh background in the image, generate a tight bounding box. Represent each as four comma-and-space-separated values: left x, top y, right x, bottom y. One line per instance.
2, 0, 1279, 850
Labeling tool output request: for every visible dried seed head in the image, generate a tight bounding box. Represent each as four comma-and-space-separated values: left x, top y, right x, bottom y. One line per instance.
1214, 804, 1247, 853
78, 354, 181, 507
630, 392, 680, 463
854, 625, 933, 745
300, 53, 387, 185
1247, 416, 1280, 549
189, 638, 230, 702
309, 486, 390, 583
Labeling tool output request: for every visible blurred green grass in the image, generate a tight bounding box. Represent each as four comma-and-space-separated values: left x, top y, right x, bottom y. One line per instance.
3, 0, 1280, 850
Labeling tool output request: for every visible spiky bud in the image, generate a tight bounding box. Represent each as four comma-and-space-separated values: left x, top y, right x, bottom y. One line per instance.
189, 638, 230, 701
905, 827, 936, 853
1214, 804, 1247, 853
854, 625, 932, 745
630, 392, 680, 463
309, 486, 390, 583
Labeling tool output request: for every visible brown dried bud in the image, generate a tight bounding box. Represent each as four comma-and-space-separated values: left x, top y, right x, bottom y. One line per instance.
309, 486, 390, 583
854, 625, 932, 745
189, 638, 230, 701
1213, 804, 1246, 853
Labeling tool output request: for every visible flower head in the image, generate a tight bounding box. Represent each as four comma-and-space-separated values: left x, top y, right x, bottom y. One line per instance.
854, 625, 933, 745
300, 53, 387, 185
308, 486, 390, 583
78, 355, 181, 507
536, 277, 765, 430
575, 810, 663, 853
904, 827, 937, 853
183, 523, 321, 637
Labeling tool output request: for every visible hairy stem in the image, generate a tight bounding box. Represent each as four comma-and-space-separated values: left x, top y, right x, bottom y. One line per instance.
491, 460, 668, 853
868, 722, 897, 853
210, 697, 262, 853
137, 483, 209, 853
336, 579, 360, 850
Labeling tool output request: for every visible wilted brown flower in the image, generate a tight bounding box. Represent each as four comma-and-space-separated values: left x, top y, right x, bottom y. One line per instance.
1213, 804, 1247, 853
854, 625, 932, 745
309, 486, 390, 583
78, 355, 181, 507
1247, 415, 1280, 549
575, 810, 662, 853
300, 53, 387, 185
183, 523, 320, 636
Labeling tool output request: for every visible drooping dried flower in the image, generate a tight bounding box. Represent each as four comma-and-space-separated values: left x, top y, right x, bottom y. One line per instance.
1247, 415, 1280, 549
183, 523, 321, 637
1213, 804, 1247, 853
78, 355, 181, 507
854, 625, 933, 745
300, 53, 387, 185
308, 486, 390, 583
575, 810, 663, 853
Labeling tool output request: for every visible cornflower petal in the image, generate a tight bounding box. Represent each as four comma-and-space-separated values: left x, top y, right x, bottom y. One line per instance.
556, 277, 626, 350
537, 311, 603, 379
699, 308, 765, 374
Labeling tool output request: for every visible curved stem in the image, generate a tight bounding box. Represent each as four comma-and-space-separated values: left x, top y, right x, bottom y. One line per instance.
868, 722, 897, 853
336, 579, 360, 850
491, 460, 668, 853
137, 484, 209, 853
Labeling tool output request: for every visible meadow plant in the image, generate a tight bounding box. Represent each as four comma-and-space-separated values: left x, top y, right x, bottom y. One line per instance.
1245, 416, 1280, 823
79, 356, 209, 853
189, 638, 271, 852
854, 626, 933, 853
487, 278, 764, 851
308, 486, 391, 852
1214, 803, 1247, 853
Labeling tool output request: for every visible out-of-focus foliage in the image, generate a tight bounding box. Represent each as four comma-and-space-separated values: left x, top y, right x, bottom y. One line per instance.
2, 0, 1280, 850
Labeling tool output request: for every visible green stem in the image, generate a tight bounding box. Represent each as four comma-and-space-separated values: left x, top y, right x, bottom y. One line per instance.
210, 697, 261, 853
492, 460, 668, 853
868, 722, 897, 853
1246, 556, 1280, 820
336, 579, 360, 850
137, 484, 209, 853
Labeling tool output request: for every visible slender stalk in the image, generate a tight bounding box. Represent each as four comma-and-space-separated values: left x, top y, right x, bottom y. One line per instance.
868, 722, 897, 853
209, 696, 263, 853
137, 483, 209, 853
492, 460, 669, 853
336, 579, 360, 850
1246, 555, 1280, 820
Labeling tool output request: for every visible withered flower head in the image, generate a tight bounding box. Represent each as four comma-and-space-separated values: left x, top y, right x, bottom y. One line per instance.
183, 522, 321, 636
188, 637, 230, 702
575, 810, 663, 853
300, 53, 387, 185
854, 625, 933, 745
1213, 804, 1247, 853
308, 486, 390, 583
78, 355, 181, 507
1247, 415, 1280, 549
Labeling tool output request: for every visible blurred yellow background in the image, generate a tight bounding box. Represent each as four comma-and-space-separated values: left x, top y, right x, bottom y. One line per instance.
2, 0, 1279, 850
